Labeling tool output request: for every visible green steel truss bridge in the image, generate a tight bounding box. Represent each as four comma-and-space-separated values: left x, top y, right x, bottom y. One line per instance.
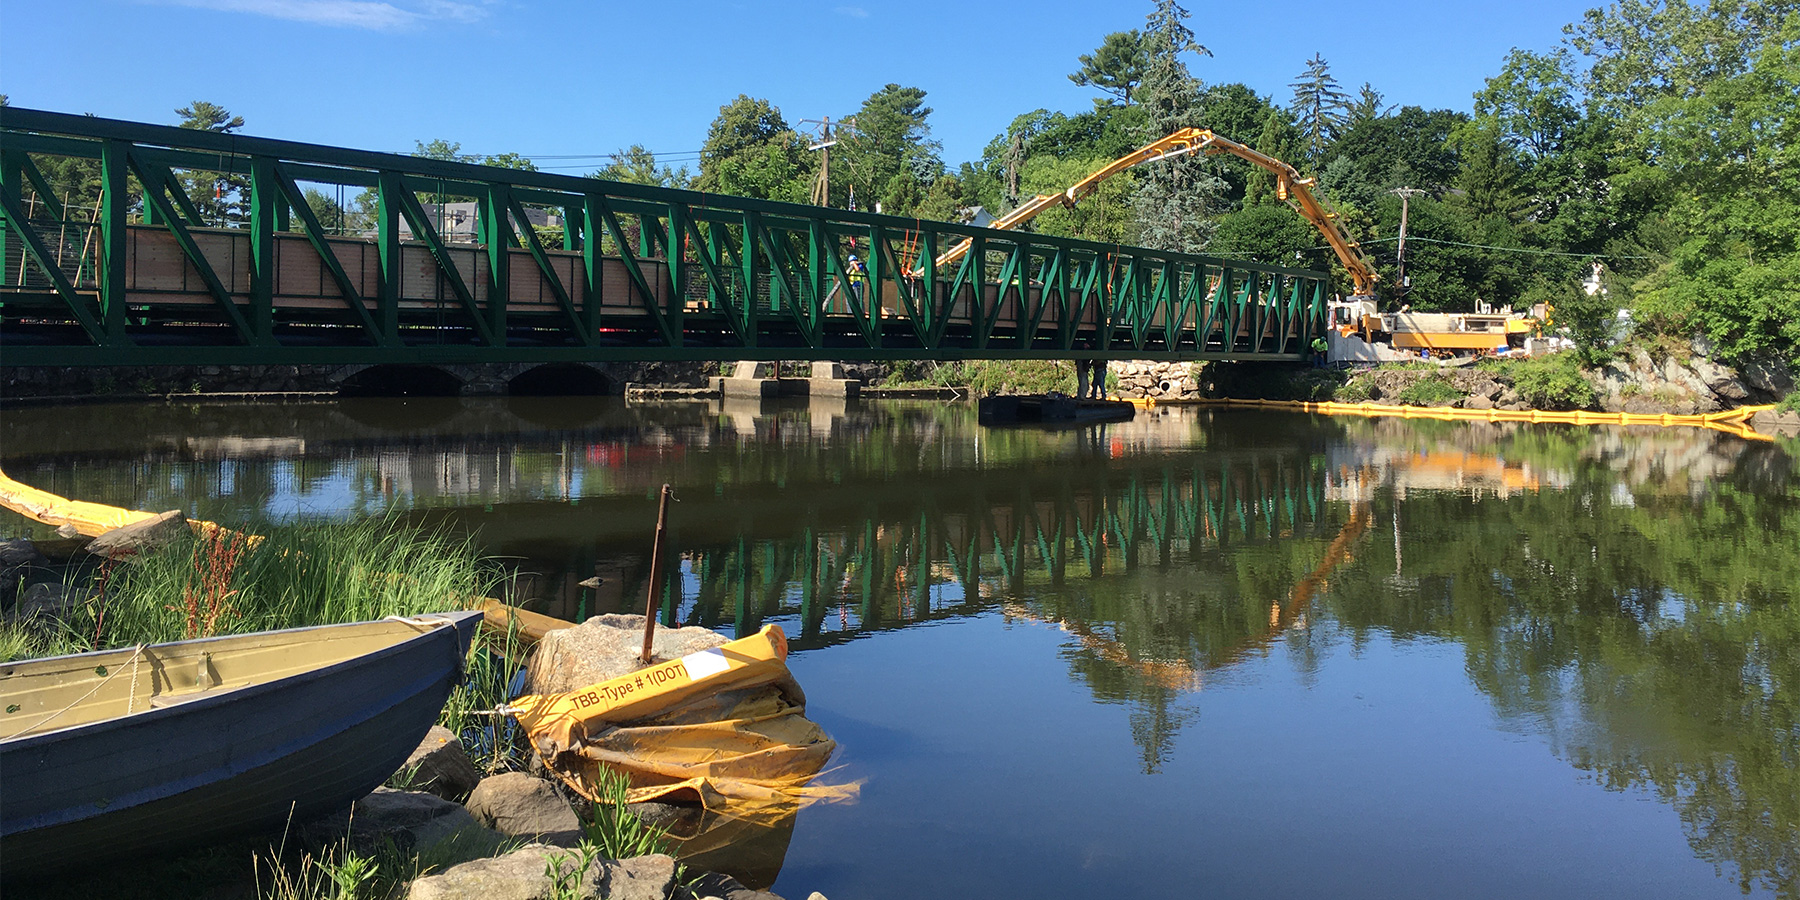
0, 108, 1330, 368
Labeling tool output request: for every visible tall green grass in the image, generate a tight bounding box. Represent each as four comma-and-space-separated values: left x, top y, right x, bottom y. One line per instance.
0, 517, 500, 661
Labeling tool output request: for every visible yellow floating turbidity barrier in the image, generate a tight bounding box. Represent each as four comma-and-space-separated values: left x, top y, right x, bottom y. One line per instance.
1133, 397, 1778, 441
505, 624, 853, 827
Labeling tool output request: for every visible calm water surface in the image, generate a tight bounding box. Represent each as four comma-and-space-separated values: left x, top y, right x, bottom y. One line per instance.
4, 396, 1797, 899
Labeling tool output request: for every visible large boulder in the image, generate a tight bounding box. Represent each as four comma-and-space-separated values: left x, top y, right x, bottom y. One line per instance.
1690, 357, 1750, 401
1738, 356, 1795, 398
406, 846, 678, 900
465, 772, 583, 846
301, 788, 508, 862
405, 843, 579, 900
5, 582, 81, 632
527, 614, 728, 694
1659, 358, 1708, 395
0, 538, 48, 569
399, 725, 483, 801
85, 510, 188, 560
683, 872, 785, 900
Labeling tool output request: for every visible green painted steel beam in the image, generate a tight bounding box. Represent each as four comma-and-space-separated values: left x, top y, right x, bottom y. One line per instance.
0, 188, 108, 343
271, 161, 389, 345
0, 106, 1330, 367
384, 171, 495, 346
129, 153, 258, 344
506, 193, 587, 344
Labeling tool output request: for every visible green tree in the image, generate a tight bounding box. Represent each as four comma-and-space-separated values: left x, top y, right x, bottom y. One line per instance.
1210, 203, 1329, 269
1531, 276, 1617, 364
1343, 82, 1393, 130
1448, 122, 1528, 225
176, 100, 243, 134
1130, 0, 1224, 253
836, 84, 943, 215
593, 145, 690, 188
1326, 105, 1468, 196
1289, 54, 1350, 164
1565, 0, 1799, 362
478, 152, 536, 171
1018, 154, 1136, 243
1242, 108, 1304, 208
1196, 82, 1282, 206
697, 95, 810, 202
1069, 30, 1150, 106
1471, 48, 1580, 161
301, 188, 347, 234
174, 101, 247, 224
413, 138, 466, 162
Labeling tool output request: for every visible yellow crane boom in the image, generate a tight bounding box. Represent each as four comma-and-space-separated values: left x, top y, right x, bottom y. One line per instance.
933, 128, 1380, 300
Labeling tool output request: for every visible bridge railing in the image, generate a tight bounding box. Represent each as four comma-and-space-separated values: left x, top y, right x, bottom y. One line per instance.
0, 108, 1330, 366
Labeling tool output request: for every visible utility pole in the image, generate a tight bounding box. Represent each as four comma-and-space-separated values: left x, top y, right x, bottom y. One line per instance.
1389, 187, 1426, 302
801, 116, 854, 207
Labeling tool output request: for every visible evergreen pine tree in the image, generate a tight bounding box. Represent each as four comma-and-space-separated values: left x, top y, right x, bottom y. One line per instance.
1289, 55, 1350, 164
1129, 0, 1225, 253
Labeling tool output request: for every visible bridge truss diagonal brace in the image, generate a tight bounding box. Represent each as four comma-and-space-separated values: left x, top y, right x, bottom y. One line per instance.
588, 194, 677, 348
504, 194, 588, 345
386, 172, 497, 347
678, 213, 746, 345
0, 181, 110, 345
269, 162, 390, 346
128, 153, 260, 345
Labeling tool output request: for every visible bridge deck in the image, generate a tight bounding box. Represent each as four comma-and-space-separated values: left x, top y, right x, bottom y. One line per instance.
0, 108, 1329, 366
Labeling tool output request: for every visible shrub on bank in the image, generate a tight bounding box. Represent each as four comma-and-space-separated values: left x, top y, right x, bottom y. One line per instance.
1487, 354, 1597, 411
1333, 377, 1375, 403
881, 359, 1077, 396
1395, 376, 1464, 407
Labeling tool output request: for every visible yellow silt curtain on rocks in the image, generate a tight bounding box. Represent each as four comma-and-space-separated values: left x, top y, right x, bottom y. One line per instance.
504, 624, 858, 829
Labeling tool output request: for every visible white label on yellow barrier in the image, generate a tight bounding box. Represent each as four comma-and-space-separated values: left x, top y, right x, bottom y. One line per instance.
681, 648, 731, 680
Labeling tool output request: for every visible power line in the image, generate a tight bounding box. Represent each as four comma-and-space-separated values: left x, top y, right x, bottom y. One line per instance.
1347, 235, 1655, 260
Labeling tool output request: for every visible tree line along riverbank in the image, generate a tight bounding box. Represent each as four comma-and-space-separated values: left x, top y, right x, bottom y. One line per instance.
4, 348, 1795, 421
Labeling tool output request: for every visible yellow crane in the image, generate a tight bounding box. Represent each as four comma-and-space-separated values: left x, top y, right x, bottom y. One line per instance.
934, 127, 1380, 302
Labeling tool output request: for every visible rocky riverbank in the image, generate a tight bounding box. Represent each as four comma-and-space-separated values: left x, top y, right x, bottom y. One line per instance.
297, 728, 812, 900
1181, 346, 1797, 424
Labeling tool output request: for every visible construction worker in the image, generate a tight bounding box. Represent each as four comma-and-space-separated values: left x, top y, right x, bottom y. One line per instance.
1311, 335, 1329, 368
846, 254, 867, 302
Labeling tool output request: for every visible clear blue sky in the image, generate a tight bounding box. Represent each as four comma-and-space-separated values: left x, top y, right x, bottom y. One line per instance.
1, 0, 1594, 172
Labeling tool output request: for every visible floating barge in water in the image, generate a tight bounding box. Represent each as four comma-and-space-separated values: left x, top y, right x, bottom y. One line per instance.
978, 395, 1137, 427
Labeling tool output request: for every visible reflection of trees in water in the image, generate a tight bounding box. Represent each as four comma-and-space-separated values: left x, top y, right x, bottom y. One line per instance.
1326, 478, 1800, 896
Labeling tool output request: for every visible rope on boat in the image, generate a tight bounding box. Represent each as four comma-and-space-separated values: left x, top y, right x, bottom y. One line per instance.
3, 643, 148, 740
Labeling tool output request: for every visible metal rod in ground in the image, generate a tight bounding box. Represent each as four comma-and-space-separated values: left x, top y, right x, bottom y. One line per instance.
641, 484, 673, 663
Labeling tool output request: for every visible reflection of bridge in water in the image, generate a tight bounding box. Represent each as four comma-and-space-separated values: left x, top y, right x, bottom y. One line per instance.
608, 451, 1339, 648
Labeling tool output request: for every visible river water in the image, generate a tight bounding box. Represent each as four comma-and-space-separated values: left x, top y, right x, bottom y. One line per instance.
3, 396, 1797, 899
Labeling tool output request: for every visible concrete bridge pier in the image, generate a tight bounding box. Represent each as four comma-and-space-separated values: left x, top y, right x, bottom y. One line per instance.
809, 362, 861, 400
715, 361, 783, 400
